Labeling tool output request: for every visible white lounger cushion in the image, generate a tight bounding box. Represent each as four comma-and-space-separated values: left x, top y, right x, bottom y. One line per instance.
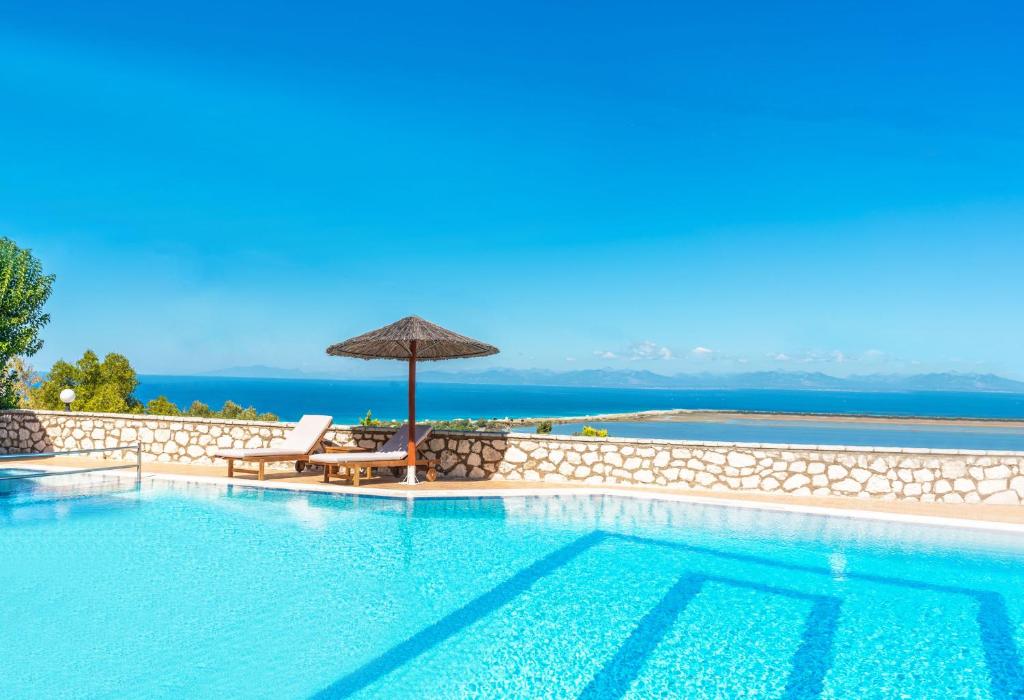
217, 447, 307, 459
310, 450, 407, 464
308, 424, 432, 466
215, 414, 333, 459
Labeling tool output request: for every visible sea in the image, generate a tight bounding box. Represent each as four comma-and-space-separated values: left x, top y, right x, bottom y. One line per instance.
135, 376, 1024, 451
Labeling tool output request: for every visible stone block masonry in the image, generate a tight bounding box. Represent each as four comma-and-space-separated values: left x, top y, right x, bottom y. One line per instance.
491, 435, 1024, 506
2, 409, 1023, 506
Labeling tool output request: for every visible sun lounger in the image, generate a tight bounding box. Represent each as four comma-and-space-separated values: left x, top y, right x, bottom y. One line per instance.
216, 414, 333, 480
311, 424, 433, 486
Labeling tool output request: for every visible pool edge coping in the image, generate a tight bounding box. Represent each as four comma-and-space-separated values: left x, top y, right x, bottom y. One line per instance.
17, 464, 1024, 535
139, 470, 1024, 535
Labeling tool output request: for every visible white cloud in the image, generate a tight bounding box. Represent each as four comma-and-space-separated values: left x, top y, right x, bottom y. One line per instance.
593, 341, 675, 361
629, 340, 674, 361
565, 356, 577, 362
772, 353, 791, 361
690, 346, 714, 358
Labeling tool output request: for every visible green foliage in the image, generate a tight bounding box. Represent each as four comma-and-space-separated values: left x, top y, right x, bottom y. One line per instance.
146, 395, 181, 416
427, 417, 509, 432
574, 425, 609, 438
0, 239, 55, 408
5, 356, 40, 408
145, 397, 276, 421
30, 349, 277, 420
217, 400, 245, 419
354, 412, 508, 432
213, 400, 277, 422
358, 410, 382, 426
535, 420, 553, 434
185, 400, 213, 418
31, 350, 143, 413
146, 397, 276, 421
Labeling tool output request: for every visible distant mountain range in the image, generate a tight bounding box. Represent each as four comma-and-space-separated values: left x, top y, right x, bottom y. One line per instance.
200, 365, 1024, 393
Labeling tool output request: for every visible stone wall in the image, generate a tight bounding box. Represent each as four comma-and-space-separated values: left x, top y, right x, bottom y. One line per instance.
491, 435, 1024, 505
2, 409, 1023, 505
0, 410, 506, 476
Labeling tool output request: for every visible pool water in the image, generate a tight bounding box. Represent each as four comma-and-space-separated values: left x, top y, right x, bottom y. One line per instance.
2, 475, 1024, 699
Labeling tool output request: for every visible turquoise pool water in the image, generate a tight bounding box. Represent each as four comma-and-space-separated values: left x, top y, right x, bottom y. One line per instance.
3, 474, 1024, 699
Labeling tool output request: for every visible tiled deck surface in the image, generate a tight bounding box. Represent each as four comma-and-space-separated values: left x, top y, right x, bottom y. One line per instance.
5, 455, 1024, 526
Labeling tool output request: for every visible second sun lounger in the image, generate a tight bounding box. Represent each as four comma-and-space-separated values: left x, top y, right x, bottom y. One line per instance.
311, 424, 433, 486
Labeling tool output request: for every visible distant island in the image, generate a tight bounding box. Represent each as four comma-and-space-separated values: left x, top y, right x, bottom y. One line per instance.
199, 366, 1024, 393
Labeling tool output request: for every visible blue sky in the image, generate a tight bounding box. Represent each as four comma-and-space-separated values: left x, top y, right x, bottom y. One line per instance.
2, 1, 1023, 378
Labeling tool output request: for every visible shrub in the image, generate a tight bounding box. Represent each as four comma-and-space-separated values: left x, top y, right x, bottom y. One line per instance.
147, 397, 276, 421
358, 410, 382, 426
217, 400, 245, 419
427, 418, 509, 432
216, 400, 277, 422
574, 425, 608, 438
146, 395, 181, 416
535, 420, 553, 434
186, 400, 213, 418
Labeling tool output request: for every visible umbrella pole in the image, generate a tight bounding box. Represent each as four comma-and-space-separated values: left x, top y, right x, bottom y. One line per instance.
406, 340, 418, 485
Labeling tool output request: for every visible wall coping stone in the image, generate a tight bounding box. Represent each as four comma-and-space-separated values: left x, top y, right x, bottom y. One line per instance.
0, 409, 510, 441
506, 431, 1024, 457
0, 408, 303, 430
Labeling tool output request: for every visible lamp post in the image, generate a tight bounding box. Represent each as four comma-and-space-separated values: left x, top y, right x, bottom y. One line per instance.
59, 388, 76, 412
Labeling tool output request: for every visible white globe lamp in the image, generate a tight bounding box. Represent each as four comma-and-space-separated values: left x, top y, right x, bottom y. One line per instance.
59, 388, 76, 412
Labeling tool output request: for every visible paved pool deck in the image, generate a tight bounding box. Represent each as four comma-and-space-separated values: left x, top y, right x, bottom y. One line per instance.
6, 455, 1024, 531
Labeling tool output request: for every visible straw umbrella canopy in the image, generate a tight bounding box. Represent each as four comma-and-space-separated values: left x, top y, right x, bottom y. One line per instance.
326, 316, 499, 485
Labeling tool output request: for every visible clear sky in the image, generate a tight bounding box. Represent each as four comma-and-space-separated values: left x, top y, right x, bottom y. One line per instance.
2, 1, 1022, 379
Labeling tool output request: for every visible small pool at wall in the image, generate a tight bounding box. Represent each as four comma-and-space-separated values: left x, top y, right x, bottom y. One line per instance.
3, 474, 1024, 698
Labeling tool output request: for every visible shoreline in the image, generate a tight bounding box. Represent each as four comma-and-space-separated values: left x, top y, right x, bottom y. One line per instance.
507, 408, 1024, 430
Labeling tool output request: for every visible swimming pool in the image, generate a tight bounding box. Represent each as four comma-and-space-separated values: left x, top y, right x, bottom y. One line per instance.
2, 475, 1024, 699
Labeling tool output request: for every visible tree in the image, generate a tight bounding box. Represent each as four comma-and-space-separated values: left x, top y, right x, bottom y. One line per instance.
6, 356, 40, 408
0, 238, 55, 408
31, 350, 279, 420
216, 400, 278, 422
146, 396, 181, 416
185, 400, 213, 418
218, 400, 245, 419
145, 396, 277, 420
30, 350, 143, 413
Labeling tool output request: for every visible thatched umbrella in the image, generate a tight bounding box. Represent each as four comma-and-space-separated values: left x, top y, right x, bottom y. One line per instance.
326, 316, 499, 485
